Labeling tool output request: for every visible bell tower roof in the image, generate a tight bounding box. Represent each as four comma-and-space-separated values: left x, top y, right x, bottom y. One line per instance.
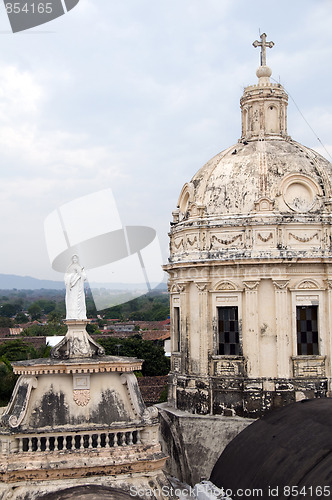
240, 33, 289, 141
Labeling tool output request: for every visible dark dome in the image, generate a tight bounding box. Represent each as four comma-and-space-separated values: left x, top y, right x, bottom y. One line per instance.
37, 486, 136, 500
210, 399, 332, 498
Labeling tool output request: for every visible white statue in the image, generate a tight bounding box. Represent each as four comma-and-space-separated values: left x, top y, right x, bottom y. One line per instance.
65, 255, 87, 320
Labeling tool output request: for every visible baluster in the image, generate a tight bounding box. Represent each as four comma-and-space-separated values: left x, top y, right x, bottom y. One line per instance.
37, 437, 41, 452
136, 430, 141, 444
128, 432, 133, 445
113, 433, 118, 447
45, 437, 50, 452
97, 434, 101, 448
54, 436, 58, 452
105, 433, 110, 448
80, 435, 85, 450
88, 435, 93, 449
18, 438, 23, 453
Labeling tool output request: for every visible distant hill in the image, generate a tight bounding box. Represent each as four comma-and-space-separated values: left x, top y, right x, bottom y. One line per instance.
0, 274, 65, 290
0, 274, 168, 292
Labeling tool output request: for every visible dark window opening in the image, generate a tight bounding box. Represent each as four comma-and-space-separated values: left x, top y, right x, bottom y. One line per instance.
174, 306, 180, 352
296, 305, 319, 355
218, 306, 240, 355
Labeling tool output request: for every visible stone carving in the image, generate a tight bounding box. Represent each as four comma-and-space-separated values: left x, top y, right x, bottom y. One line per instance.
51, 320, 105, 359
65, 255, 87, 320
297, 280, 319, 290
257, 232, 273, 243
272, 280, 289, 290
201, 232, 206, 250
170, 282, 187, 293
215, 281, 237, 291
292, 356, 326, 378
325, 279, 332, 290
173, 238, 184, 250
243, 281, 260, 290
211, 234, 243, 247
73, 389, 90, 407
289, 232, 319, 243
195, 282, 209, 292
1, 376, 38, 429
187, 235, 198, 247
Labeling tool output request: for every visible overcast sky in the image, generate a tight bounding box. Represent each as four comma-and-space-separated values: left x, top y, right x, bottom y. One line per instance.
0, 0, 331, 284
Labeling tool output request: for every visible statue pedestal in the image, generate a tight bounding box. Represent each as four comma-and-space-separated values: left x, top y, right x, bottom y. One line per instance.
50, 320, 105, 359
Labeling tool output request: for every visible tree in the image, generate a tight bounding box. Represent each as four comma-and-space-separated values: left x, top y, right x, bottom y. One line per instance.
15, 312, 29, 324
47, 311, 63, 325
0, 340, 51, 406
27, 303, 42, 321
0, 339, 38, 361
0, 360, 18, 406
97, 337, 170, 376
23, 323, 66, 337
0, 316, 14, 327
0, 303, 17, 318
34, 300, 56, 314
86, 323, 101, 335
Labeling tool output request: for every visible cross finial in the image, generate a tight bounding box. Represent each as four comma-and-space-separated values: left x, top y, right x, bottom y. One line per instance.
253, 33, 274, 66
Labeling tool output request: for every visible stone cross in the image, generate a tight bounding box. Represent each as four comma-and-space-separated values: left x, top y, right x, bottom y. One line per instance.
253, 33, 274, 66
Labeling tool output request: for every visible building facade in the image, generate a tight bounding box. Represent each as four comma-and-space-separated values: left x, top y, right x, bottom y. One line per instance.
164, 34, 332, 418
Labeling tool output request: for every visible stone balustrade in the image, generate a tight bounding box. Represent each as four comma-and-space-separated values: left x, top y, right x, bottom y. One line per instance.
0, 426, 145, 455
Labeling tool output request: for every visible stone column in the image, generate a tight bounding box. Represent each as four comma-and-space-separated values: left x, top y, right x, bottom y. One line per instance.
243, 280, 260, 377
195, 281, 210, 376
177, 282, 189, 374
273, 280, 290, 378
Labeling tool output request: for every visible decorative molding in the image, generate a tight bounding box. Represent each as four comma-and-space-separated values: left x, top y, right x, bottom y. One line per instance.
325, 279, 332, 290
2, 376, 38, 429
289, 232, 319, 243
280, 173, 322, 213
173, 238, 184, 249
73, 374, 90, 390
172, 282, 187, 293
272, 280, 289, 290
73, 389, 90, 407
211, 234, 243, 246
254, 197, 274, 212
195, 282, 209, 292
297, 280, 319, 290
292, 356, 326, 378
257, 232, 273, 243
51, 320, 105, 360
120, 373, 145, 418
215, 281, 237, 291
243, 280, 260, 291
186, 235, 198, 247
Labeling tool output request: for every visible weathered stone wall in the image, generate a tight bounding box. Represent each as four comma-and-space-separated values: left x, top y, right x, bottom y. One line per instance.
157, 403, 253, 486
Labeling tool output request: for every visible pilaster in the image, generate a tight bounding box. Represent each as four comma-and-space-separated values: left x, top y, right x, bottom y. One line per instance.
273, 280, 290, 378
243, 280, 260, 377
195, 281, 210, 376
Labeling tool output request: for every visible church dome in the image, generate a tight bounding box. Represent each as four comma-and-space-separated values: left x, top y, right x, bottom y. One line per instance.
210, 399, 332, 495
179, 138, 332, 218
168, 33, 332, 266
175, 34, 332, 223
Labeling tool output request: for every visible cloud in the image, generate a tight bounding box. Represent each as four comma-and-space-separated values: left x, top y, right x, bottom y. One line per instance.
0, 0, 331, 281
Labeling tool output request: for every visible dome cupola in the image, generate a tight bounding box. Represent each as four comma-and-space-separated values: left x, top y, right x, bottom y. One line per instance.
240, 33, 289, 140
